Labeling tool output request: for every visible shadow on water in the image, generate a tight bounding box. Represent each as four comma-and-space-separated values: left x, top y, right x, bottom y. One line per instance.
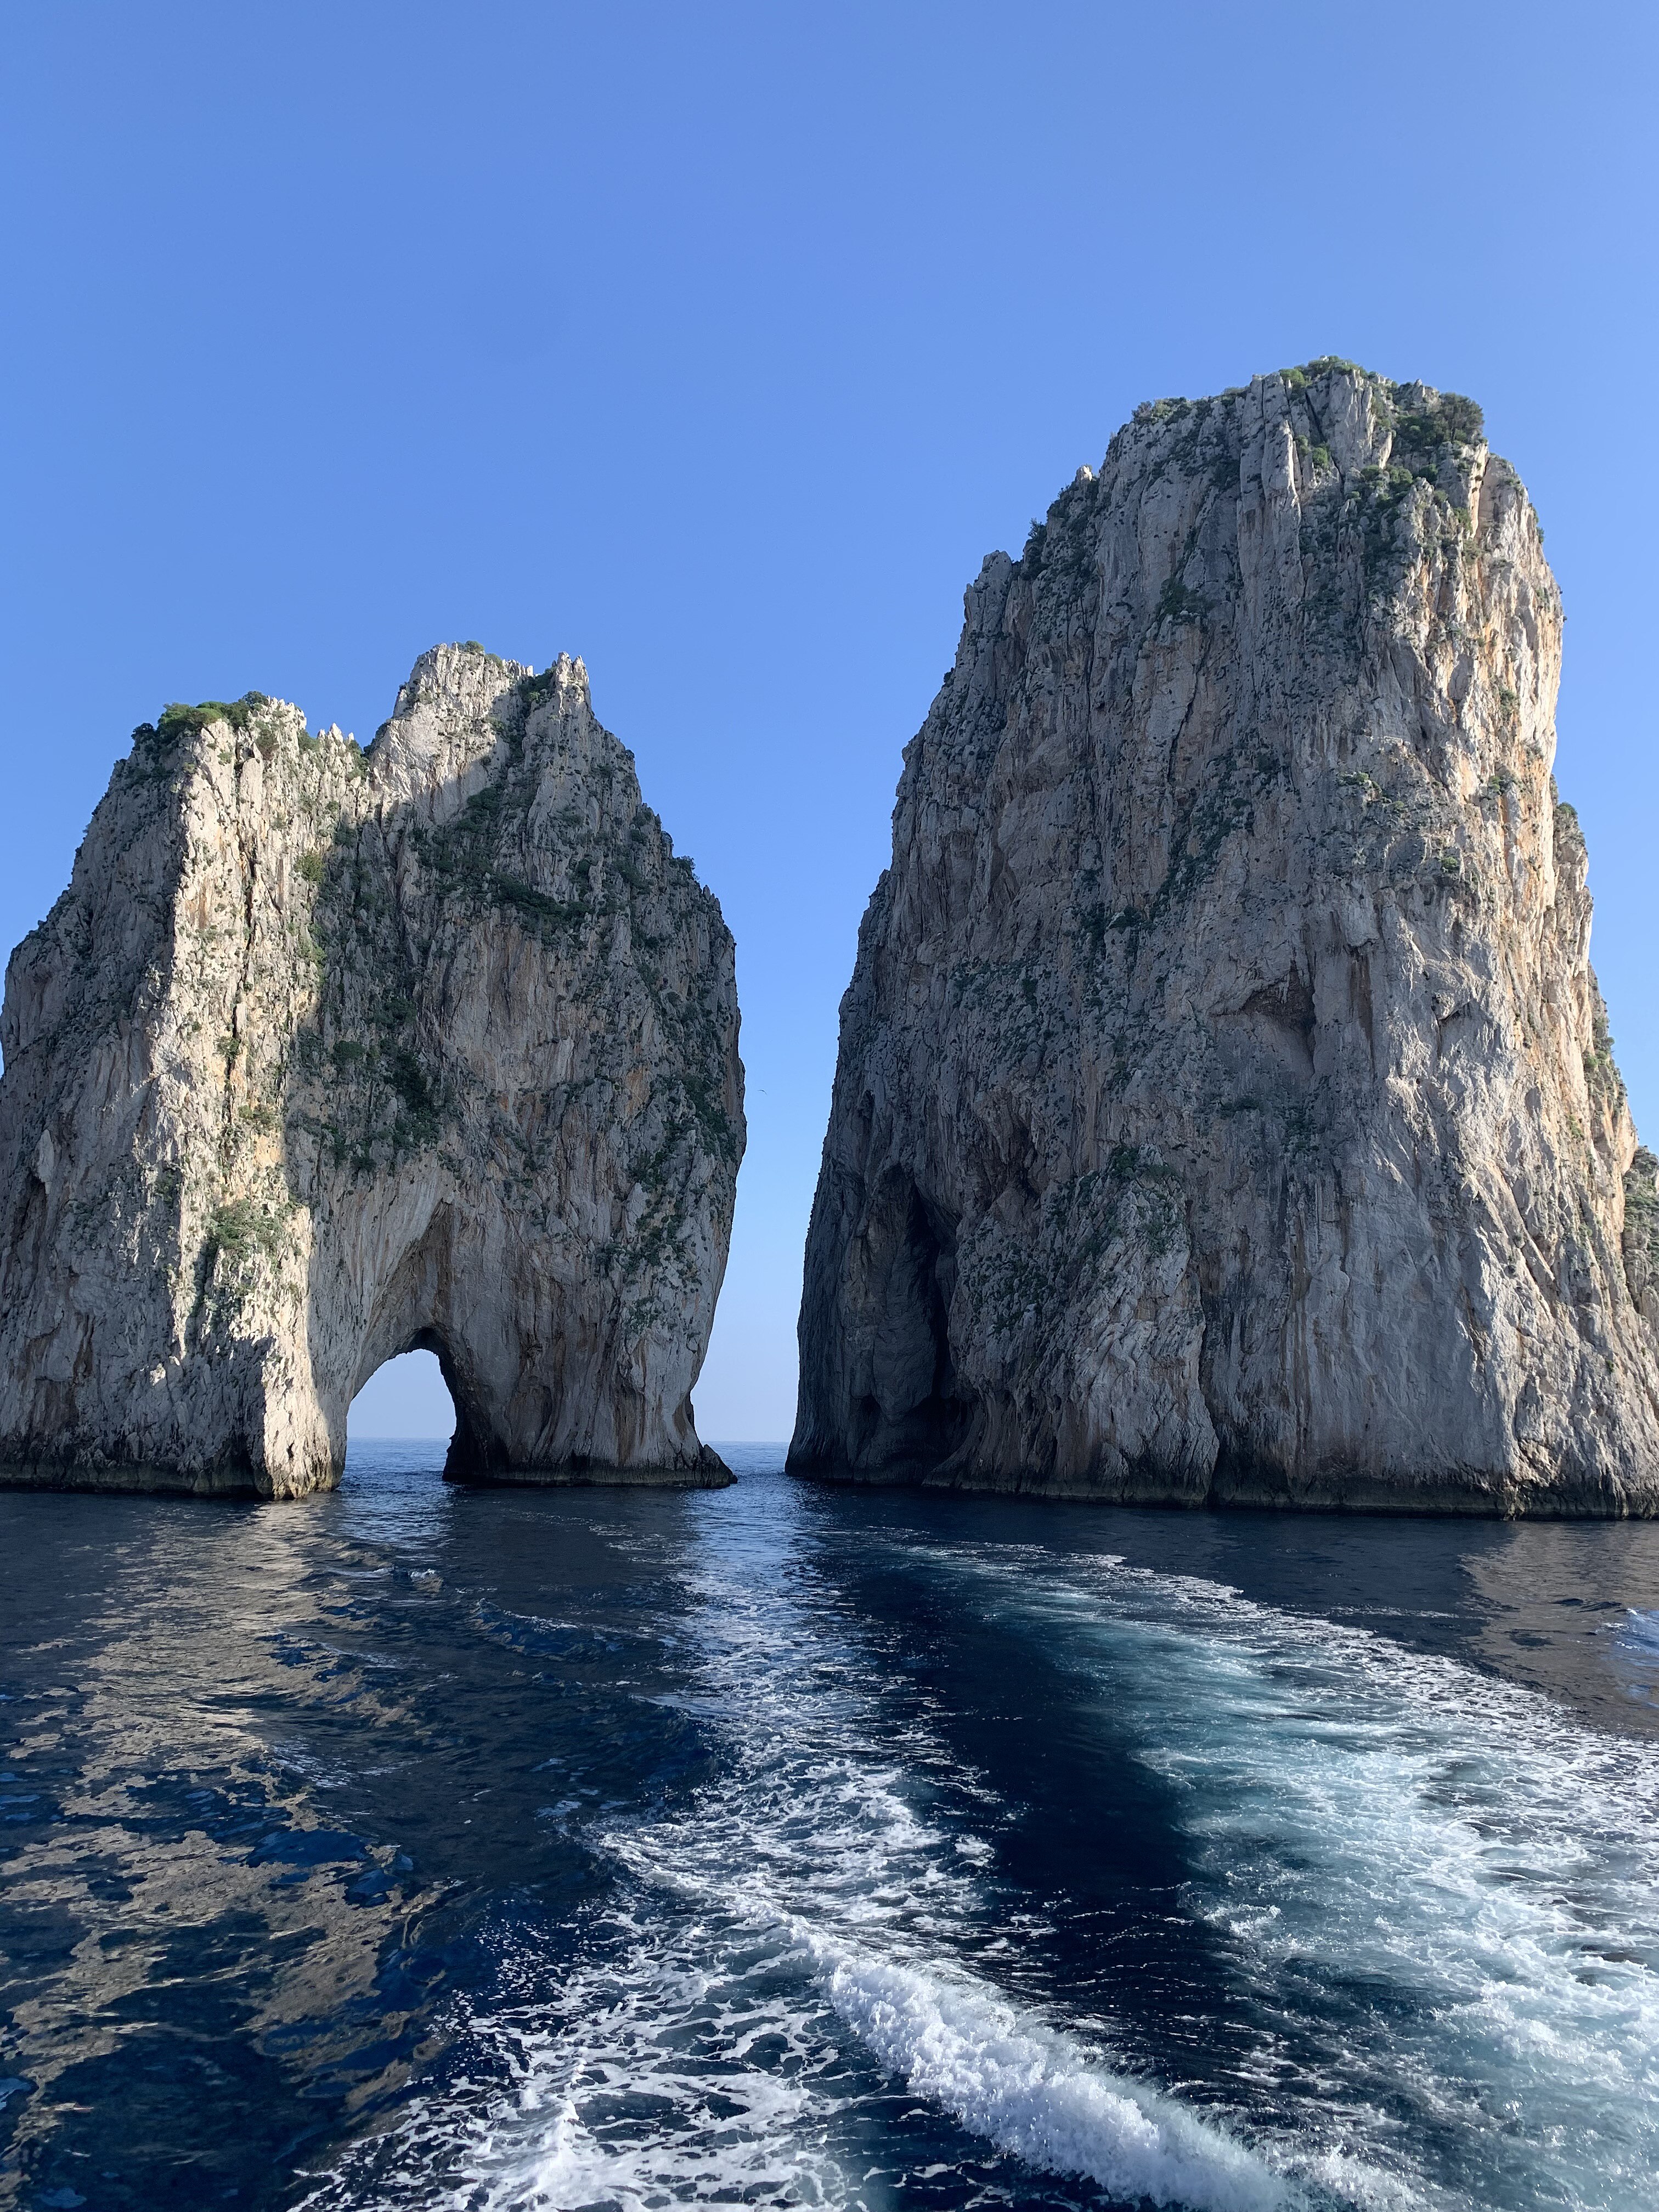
792, 1508, 1254, 2064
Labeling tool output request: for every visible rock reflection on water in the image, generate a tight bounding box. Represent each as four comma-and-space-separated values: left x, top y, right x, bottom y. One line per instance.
0, 1487, 446, 2198
0, 1443, 715, 2209
1462, 1518, 1659, 1731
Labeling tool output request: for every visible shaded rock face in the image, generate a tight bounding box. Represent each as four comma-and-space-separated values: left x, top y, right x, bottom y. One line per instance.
792, 363, 1659, 1515
0, 645, 743, 1497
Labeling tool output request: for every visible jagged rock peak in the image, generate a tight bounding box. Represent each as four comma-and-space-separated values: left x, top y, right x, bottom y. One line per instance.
0, 642, 744, 1497
791, 363, 1658, 1515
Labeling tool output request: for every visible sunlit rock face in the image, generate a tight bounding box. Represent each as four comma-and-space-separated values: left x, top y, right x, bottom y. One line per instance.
793, 363, 1659, 1514
0, 644, 743, 1496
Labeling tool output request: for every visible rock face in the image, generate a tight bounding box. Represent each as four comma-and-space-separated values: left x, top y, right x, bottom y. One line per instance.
792, 362, 1659, 1514
0, 644, 743, 1496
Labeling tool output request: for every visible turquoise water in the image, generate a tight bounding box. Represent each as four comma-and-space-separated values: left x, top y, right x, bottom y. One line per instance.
2, 1444, 1657, 2211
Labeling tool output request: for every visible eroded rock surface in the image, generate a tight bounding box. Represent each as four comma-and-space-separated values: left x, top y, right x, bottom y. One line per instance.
0, 644, 743, 1496
792, 363, 1659, 1513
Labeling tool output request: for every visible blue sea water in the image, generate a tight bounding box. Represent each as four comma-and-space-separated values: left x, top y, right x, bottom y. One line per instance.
2, 1445, 1658, 2212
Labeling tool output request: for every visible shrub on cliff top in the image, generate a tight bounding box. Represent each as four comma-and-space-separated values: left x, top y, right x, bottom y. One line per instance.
1286, 356, 1365, 382
1392, 391, 1485, 465
154, 693, 269, 745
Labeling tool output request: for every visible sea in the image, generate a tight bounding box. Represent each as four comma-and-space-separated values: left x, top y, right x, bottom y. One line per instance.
2, 1442, 1657, 2212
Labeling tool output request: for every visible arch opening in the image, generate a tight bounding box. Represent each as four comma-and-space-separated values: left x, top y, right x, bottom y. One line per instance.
346, 1347, 456, 1448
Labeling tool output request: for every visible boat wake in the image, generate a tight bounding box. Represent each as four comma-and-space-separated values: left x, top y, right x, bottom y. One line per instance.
301, 1493, 1659, 2212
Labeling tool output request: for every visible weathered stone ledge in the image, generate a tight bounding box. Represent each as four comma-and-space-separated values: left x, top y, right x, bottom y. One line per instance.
0, 1460, 283, 1499
789, 1459, 1659, 1519
444, 1455, 734, 1491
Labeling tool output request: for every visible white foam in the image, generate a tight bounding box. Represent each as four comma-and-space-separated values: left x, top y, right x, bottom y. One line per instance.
297, 1918, 858, 2210
818, 1945, 1285, 2211
462, 1939, 851, 2210
586, 1826, 1291, 2212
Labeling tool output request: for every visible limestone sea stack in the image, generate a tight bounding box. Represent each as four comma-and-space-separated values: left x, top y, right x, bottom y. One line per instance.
0, 644, 743, 1496
792, 362, 1659, 1514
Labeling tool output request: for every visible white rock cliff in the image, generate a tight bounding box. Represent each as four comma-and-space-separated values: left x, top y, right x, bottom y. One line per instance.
792, 363, 1659, 1513
0, 644, 743, 1496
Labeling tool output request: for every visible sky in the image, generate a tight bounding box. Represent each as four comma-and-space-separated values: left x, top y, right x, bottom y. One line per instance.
3, 1, 1655, 1443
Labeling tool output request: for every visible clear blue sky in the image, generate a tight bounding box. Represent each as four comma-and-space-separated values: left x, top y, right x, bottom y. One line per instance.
3, 2, 1654, 1442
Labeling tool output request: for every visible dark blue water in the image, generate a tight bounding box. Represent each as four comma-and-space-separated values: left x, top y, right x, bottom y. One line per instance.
3, 1446, 1658, 2212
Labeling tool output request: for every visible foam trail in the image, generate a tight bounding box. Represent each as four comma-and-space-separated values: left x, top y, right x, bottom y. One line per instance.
383, 1497, 1318, 2212
296, 1911, 861, 2211
934, 1545, 1659, 2211
593, 1818, 1294, 2212
817, 1945, 1286, 2212
568, 1516, 1323, 2212
298, 1488, 1657, 2211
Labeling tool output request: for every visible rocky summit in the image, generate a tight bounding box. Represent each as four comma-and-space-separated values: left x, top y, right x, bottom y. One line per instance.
0, 644, 743, 1496
792, 362, 1659, 1514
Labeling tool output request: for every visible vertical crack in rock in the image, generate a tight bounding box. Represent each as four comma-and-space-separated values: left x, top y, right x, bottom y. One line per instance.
0, 644, 744, 1496
792, 362, 1659, 1514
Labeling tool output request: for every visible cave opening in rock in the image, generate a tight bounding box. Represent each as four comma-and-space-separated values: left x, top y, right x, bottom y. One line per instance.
849, 1176, 973, 1472
346, 1347, 456, 1449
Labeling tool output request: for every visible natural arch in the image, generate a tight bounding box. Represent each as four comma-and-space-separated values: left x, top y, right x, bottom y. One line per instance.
0, 644, 744, 1499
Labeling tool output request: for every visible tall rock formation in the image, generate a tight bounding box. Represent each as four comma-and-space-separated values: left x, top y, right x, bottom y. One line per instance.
0, 644, 743, 1496
792, 362, 1659, 1514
